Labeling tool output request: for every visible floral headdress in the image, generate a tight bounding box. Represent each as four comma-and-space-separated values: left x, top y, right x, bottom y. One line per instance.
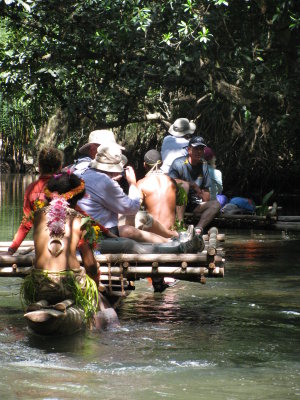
44, 177, 85, 201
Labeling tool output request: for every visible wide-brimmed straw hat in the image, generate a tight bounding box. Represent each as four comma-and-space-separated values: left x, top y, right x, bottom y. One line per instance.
168, 118, 196, 138
90, 143, 124, 173
79, 129, 124, 154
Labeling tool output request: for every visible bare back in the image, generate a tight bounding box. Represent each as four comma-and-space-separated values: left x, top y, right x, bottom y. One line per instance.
137, 173, 177, 229
34, 210, 82, 272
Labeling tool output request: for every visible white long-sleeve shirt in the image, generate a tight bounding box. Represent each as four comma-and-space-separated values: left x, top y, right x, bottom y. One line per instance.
161, 135, 189, 173
76, 168, 140, 228
207, 165, 223, 200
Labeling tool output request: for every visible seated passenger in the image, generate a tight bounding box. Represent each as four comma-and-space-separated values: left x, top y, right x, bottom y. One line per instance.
168, 136, 221, 236
69, 129, 122, 175
7, 147, 63, 255
137, 149, 177, 233
203, 147, 223, 201
161, 118, 196, 174
76, 144, 204, 254
121, 149, 178, 239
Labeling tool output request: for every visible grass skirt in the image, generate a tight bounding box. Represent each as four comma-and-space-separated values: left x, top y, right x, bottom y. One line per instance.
20, 267, 98, 321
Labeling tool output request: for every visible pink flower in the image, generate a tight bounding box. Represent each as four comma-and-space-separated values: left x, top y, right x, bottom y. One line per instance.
46, 197, 68, 238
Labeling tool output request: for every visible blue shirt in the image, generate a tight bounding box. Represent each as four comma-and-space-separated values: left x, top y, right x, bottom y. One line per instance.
76, 168, 140, 229
168, 156, 211, 204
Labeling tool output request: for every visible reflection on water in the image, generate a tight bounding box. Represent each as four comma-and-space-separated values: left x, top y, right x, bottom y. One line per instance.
0, 173, 36, 241
0, 175, 299, 399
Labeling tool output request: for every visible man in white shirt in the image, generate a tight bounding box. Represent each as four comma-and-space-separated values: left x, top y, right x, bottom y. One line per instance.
161, 118, 196, 174
203, 147, 223, 201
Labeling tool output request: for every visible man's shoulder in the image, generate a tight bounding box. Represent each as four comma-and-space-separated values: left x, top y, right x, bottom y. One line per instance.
171, 156, 188, 168
82, 169, 110, 188
138, 172, 175, 191
162, 135, 174, 144
137, 173, 164, 186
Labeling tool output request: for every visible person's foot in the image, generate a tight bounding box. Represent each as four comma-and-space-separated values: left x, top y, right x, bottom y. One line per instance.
179, 234, 205, 253
186, 224, 195, 240
179, 224, 195, 243
152, 277, 179, 292
152, 277, 172, 293
163, 277, 179, 288
195, 227, 203, 236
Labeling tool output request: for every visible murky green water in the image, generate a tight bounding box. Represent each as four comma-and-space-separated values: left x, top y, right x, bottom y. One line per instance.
0, 175, 299, 399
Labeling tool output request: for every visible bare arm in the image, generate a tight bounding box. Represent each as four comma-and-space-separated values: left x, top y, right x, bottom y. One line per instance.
78, 238, 99, 285
176, 179, 211, 202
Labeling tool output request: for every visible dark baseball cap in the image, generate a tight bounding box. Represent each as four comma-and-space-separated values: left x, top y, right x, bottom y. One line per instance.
188, 136, 207, 148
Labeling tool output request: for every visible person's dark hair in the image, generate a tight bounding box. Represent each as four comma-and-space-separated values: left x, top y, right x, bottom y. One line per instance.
38, 147, 64, 175
46, 172, 85, 207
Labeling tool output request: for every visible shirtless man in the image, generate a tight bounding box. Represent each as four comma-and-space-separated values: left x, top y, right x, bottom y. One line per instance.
22, 172, 118, 329
137, 149, 182, 292
137, 149, 177, 236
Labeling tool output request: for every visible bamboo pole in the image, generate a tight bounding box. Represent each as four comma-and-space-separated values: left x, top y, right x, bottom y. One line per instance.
0, 254, 35, 266
94, 253, 209, 264
185, 212, 278, 222
274, 222, 300, 231
0, 252, 212, 267
0, 241, 34, 247
97, 264, 225, 279
277, 216, 300, 222
0, 258, 225, 280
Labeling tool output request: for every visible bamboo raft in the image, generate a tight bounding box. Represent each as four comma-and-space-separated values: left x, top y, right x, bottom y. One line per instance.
185, 213, 300, 231
0, 227, 225, 291
0, 227, 225, 335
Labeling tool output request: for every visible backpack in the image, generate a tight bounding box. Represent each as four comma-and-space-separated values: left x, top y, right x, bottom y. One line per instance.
229, 197, 256, 214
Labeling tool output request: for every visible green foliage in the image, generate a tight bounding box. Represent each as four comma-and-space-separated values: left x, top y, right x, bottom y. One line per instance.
289, 12, 300, 30
176, 183, 188, 206
172, 218, 187, 232
0, 0, 299, 194
256, 190, 274, 216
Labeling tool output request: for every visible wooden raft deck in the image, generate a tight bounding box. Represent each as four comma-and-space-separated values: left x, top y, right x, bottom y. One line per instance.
185, 213, 300, 231
0, 228, 225, 286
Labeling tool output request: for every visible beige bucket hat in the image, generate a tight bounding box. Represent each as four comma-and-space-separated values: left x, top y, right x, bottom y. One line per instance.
90, 143, 124, 173
79, 129, 124, 154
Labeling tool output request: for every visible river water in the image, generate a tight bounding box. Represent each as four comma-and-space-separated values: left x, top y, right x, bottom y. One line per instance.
0, 175, 299, 400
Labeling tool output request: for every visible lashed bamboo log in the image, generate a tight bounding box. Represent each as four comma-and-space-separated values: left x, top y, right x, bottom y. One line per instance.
0, 252, 215, 267
0, 257, 225, 280
274, 222, 300, 231
277, 216, 300, 222
0, 241, 34, 247
0, 227, 226, 283
97, 264, 225, 279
